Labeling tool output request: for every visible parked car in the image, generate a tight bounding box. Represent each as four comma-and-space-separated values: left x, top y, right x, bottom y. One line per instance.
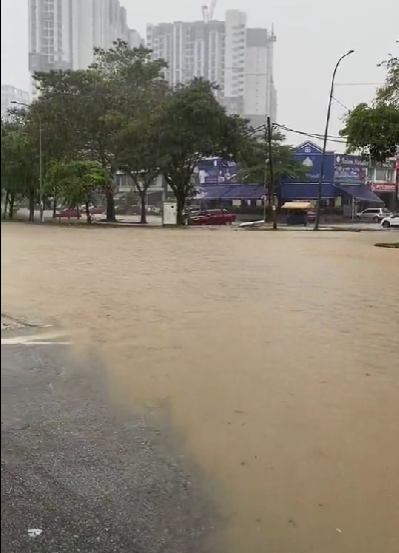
79, 205, 105, 215
90, 206, 105, 215
356, 207, 392, 222
56, 207, 81, 219
381, 213, 399, 228
189, 209, 236, 225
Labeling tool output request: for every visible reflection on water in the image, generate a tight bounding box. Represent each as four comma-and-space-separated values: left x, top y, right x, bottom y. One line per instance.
2, 224, 399, 553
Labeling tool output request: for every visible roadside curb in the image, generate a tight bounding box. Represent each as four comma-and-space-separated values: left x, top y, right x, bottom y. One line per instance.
238, 226, 383, 232
1, 312, 49, 331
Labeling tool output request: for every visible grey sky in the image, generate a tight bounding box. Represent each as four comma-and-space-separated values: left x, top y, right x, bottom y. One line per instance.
1, 0, 398, 149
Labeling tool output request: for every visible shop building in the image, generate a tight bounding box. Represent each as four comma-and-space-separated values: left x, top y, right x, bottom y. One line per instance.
368, 160, 398, 211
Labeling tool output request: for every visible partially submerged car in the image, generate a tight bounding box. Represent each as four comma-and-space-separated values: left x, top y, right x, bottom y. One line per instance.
381, 213, 399, 228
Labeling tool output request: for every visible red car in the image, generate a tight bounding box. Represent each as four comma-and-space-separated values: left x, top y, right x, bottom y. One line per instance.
56, 206, 104, 219
189, 209, 236, 225
56, 207, 81, 219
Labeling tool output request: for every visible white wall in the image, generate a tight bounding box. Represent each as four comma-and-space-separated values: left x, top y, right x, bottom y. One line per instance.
224, 10, 246, 102
244, 45, 268, 116
72, 0, 94, 69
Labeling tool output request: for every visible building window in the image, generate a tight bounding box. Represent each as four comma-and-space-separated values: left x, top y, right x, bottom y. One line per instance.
375, 167, 393, 182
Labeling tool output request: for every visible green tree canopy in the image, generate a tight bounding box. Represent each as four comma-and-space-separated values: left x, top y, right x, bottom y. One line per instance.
104, 41, 169, 223
1, 117, 40, 220
157, 78, 248, 223
340, 103, 399, 162
45, 160, 111, 222
376, 53, 398, 106
32, 41, 169, 221
238, 128, 307, 187
340, 48, 399, 162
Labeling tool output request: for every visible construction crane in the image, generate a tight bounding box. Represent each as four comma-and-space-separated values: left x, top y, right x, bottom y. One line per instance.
202, 0, 217, 23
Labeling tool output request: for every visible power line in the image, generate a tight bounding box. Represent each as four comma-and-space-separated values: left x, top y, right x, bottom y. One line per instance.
247, 122, 348, 145
331, 95, 351, 112
335, 82, 383, 86
276, 124, 347, 144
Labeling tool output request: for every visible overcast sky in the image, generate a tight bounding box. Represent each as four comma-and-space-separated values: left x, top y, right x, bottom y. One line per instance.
1, 0, 398, 149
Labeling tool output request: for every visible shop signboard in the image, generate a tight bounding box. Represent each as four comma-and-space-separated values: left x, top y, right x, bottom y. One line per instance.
196, 159, 240, 184
370, 183, 397, 193
334, 154, 368, 184
292, 142, 335, 183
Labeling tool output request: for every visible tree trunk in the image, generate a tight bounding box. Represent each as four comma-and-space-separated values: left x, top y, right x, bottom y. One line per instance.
52, 194, 58, 218
139, 190, 147, 224
85, 201, 92, 224
3, 191, 9, 220
105, 187, 116, 222
175, 193, 187, 226
8, 193, 15, 219
28, 189, 35, 222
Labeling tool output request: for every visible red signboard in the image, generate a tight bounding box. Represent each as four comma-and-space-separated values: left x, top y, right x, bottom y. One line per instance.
370, 183, 397, 193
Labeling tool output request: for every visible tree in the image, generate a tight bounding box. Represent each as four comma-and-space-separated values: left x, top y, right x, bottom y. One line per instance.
376, 53, 398, 106
340, 102, 399, 162
33, 41, 169, 222
158, 78, 247, 224
33, 67, 119, 220
340, 47, 399, 162
104, 42, 169, 223
1, 117, 40, 221
113, 118, 164, 224
238, 128, 308, 205
45, 160, 111, 223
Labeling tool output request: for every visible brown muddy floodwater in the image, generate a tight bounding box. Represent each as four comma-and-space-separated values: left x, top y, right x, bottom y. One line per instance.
2, 223, 399, 553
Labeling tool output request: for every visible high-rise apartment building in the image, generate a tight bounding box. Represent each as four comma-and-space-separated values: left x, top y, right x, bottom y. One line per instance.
146, 19, 225, 100
28, 0, 141, 97
146, 10, 277, 125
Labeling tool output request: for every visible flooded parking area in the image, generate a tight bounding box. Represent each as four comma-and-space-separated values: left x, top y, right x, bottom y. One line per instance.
2, 223, 398, 553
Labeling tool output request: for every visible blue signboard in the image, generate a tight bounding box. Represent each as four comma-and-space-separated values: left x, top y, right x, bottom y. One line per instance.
334, 154, 367, 184
293, 142, 335, 183
196, 158, 240, 184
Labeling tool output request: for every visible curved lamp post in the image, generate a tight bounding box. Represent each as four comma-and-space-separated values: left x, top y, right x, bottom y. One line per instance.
314, 49, 354, 230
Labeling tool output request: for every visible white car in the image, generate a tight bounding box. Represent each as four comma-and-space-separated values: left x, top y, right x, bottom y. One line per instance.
357, 207, 392, 222
381, 213, 399, 228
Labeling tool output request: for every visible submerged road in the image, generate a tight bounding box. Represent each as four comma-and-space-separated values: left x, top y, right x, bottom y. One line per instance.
1, 333, 213, 553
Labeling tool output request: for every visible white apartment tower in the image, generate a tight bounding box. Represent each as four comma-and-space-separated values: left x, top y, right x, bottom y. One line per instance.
146, 10, 277, 125
146, 20, 225, 98
28, 0, 141, 97
1, 85, 30, 119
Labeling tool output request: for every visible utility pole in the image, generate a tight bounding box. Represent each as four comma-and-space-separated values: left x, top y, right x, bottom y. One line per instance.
267, 116, 277, 230
262, 126, 268, 223
39, 120, 43, 223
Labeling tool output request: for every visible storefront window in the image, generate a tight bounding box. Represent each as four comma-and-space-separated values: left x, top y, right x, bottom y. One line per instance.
375, 168, 393, 182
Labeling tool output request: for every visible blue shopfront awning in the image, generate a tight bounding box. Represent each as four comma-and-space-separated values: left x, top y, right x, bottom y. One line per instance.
195, 184, 267, 200
335, 184, 383, 203
196, 185, 232, 200
222, 184, 266, 200
280, 183, 337, 200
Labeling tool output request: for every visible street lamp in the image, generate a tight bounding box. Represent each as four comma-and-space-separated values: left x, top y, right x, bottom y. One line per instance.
11, 100, 44, 224
314, 49, 354, 230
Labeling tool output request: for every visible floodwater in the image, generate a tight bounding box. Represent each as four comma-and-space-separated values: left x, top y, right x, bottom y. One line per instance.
2, 223, 399, 553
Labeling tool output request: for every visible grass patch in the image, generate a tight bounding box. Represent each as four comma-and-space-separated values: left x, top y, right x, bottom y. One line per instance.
374, 242, 399, 249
